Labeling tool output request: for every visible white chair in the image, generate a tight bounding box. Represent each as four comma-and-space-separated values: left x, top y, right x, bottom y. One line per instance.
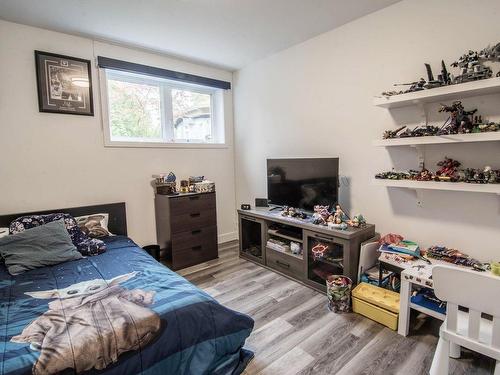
430, 265, 500, 375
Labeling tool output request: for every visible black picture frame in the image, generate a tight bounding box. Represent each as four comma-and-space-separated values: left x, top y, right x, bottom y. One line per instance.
35, 50, 94, 116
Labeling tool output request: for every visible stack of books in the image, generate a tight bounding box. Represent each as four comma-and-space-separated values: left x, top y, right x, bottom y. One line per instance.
378, 240, 420, 257
360, 265, 393, 286
266, 238, 290, 253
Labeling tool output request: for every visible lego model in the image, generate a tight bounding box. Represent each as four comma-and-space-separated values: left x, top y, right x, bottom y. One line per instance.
437, 101, 477, 134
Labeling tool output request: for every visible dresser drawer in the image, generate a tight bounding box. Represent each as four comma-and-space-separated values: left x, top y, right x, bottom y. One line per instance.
170, 209, 216, 234
169, 193, 216, 216
266, 248, 304, 280
172, 225, 217, 252
172, 242, 218, 270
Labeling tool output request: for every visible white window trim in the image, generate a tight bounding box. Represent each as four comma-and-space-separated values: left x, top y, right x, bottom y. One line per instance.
98, 68, 229, 149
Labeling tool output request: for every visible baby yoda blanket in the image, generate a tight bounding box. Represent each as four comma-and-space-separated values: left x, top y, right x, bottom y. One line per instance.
0, 236, 254, 375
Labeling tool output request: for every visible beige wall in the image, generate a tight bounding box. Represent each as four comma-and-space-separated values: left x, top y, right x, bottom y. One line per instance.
234, 0, 500, 261
0, 20, 238, 246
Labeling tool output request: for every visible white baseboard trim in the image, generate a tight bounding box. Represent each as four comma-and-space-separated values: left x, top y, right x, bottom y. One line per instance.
218, 231, 238, 244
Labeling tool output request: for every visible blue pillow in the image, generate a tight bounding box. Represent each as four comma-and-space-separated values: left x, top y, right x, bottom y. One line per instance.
0, 220, 83, 275
9, 213, 106, 256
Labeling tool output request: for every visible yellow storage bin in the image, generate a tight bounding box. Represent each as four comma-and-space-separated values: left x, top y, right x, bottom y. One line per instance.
352, 283, 400, 330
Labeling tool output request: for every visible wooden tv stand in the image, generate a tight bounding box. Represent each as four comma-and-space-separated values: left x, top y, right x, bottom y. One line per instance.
238, 208, 375, 293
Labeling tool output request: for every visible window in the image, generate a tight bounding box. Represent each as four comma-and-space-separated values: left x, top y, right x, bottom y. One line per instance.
101, 69, 225, 146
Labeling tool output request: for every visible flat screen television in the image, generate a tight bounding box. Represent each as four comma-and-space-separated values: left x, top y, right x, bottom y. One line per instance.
267, 158, 339, 212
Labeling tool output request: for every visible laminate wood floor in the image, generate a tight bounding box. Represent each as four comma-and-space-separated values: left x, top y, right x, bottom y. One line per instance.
178, 242, 495, 375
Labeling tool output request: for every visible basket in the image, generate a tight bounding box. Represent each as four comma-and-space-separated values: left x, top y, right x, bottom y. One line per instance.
326, 275, 352, 313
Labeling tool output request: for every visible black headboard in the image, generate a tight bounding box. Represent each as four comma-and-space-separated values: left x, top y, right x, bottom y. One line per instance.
0, 202, 127, 236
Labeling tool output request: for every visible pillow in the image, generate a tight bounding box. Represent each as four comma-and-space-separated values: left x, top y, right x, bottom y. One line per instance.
75, 213, 112, 238
0, 220, 83, 275
9, 213, 106, 256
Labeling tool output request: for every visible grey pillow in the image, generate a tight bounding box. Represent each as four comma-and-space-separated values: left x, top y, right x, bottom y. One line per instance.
0, 219, 83, 275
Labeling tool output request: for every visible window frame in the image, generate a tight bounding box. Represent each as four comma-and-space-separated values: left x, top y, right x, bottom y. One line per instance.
99, 68, 227, 149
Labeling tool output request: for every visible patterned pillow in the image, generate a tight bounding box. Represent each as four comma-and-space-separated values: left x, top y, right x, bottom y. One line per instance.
9, 213, 106, 256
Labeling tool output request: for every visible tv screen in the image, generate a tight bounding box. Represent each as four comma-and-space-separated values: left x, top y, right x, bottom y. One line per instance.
267, 158, 339, 212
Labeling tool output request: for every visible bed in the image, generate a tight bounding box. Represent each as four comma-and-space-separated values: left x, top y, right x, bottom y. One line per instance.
0, 203, 254, 375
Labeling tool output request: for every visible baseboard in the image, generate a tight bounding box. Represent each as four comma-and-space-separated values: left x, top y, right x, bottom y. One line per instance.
218, 231, 238, 244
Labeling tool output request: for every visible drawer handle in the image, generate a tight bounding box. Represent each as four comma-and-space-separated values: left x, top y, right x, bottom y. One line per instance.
192, 229, 202, 235
276, 260, 290, 269
189, 196, 200, 200
190, 212, 201, 217
242, 216, 256, 222
192, 245, 202, 251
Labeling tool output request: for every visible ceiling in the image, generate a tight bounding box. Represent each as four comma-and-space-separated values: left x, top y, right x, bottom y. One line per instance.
0, 0, 401, 71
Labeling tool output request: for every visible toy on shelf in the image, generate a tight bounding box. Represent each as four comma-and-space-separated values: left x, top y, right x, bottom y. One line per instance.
379, 41, 500, 97
180, 180, 189, 193
311, 204, 353, 230
437, 101, 477, 135
347, 214, 366, 228
153, 172, 178, 195
280, 206, 307, 219
381, 100, 500, 140
375, 157, 500, 185
189, 176, 204, 192
424, 246, 487, 271
194, 180, 215, 193
311, 205, 331, 225
434, 157, 461, 182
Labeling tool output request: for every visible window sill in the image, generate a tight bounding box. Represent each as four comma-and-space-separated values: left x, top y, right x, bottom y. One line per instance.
103, 140, 230, 149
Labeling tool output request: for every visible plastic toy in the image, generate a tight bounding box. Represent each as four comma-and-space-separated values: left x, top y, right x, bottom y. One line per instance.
434, 157, 461, 182
437, 101, 477, 134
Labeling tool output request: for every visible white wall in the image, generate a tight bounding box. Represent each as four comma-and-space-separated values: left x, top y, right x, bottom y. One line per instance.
0, 20, 238, 246
234, 0, 500, 261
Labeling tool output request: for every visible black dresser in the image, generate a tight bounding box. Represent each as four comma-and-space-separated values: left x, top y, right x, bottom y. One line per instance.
155, 192, 218, 270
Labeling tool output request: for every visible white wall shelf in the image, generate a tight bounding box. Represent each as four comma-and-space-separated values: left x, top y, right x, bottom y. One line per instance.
372, 132, 500, 147
373, 77, 500, 109
372, 179, 500, 195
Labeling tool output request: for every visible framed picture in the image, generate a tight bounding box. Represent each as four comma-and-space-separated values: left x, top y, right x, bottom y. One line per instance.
35, 50, 94, 116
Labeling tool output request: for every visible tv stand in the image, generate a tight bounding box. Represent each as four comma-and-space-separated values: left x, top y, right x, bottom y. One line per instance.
238, 208, 376, 293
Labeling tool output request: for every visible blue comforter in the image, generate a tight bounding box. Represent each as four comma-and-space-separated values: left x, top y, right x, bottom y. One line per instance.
0, 236, 254, 375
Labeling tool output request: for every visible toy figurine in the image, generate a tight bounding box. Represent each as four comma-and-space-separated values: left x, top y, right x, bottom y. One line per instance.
347, 214, 366, 228
332, 204, 347, 225
281, 206, 307, 219
438, 101, 477, 134
424, 63, 443, 89
381, 90, 404, 97
383, 126, 406, 139
451, 50, 492, 83
393, 77, 427, 93
312, 205, 330, 225
425, 246, 486, 271
180, 180, 189, 193
434, 157, 461, 182
410, 167, 433, 181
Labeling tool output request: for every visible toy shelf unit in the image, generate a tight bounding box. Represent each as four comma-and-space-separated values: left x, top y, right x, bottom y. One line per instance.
238, 208, 375, 293
373, 77, 500, 109
372, 179, 500, 195
372, 131, 500, 147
